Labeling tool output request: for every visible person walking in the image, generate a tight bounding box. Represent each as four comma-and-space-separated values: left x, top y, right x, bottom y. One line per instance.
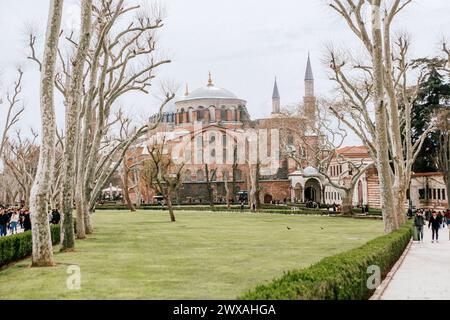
428, 211, 441, 243
23, 211, 32, 231
9, 211, 19, 235
0, 210, 9, 236
445, 209, 450, 241
414, 210, 426, 242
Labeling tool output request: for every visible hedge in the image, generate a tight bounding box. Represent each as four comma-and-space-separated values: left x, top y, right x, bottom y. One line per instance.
0, 225, 60, 268
239, 222, 412, 300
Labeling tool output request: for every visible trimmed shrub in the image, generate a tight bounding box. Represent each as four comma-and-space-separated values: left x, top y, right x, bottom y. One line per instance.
239, 222, 412, 300
0, 224, 60, 268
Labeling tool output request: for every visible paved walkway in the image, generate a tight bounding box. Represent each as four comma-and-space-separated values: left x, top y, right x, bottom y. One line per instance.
380, 225, 450, 300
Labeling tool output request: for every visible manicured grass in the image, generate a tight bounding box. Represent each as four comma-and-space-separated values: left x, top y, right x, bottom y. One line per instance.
0, 210, 383, 299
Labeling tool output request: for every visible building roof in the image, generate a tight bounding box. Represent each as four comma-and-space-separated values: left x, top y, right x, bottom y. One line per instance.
336, 146, 370, 157
305, 54, 314, 81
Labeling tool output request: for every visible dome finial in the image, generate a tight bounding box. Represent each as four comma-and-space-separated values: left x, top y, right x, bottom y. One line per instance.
185, 83, 189, 96
208, 71, 214, 87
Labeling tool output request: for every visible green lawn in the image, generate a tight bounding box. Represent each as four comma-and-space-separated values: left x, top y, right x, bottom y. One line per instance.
0, 210, 383, 299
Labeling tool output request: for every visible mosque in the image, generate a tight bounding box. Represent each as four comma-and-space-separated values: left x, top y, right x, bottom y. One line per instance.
126, 56, 448, 210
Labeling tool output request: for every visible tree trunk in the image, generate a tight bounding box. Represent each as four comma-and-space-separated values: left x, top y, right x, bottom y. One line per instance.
29, 0, 64, 267
166, 192, 176, 222
61, 0, 93, 251
341, 189, 354, 216
371, 1, 397, 233
75, 194, 86, 239
394, 185, 407, 225
224, 173, 231, 209
122, 161, 136, 212
84, 205, 93, 234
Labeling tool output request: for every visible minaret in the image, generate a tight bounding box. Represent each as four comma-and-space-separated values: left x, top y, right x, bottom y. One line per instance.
272, 77, 280, 115
303, 53, 316, 125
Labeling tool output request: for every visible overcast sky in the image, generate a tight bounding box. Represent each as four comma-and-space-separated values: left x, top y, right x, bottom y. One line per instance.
1, 0, 449, 145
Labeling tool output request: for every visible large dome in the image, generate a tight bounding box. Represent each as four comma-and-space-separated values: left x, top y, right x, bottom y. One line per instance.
179, 85, 239, 102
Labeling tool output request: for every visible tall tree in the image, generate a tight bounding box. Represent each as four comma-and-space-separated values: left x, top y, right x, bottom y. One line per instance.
29, 0, 64, 266
327, 0, 434, 232
60, 0, 93, 251
411, 66, 450, 173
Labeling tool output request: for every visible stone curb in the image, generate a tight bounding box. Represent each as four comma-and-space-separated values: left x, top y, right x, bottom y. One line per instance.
369, 237, 413, 300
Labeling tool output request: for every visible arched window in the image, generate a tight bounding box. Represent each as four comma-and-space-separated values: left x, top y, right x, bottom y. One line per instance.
196, 169, 205, 182
220, 107, 227, 121
197, 107, 205, 121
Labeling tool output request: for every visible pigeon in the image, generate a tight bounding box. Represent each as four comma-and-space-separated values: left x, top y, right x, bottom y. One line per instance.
286, 226, 291, 230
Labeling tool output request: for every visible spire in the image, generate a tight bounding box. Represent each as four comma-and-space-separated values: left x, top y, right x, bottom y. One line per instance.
207, 71, 214, 87
272, 77, 281, 115
184, 83, 189, 96
272, 77, 280, 100
305, 52, 314, 81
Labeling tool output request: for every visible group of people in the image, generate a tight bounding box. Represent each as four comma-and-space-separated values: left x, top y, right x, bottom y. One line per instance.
413, 209, 450, 243
0, 205, 61, 237
0, 206, 32, 236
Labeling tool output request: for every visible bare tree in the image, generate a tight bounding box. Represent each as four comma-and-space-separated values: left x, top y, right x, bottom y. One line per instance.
0, 69, 25, 162
60, 0, 93, 251
3, 130, 39, 206
28, 0, 64, 267
141, 139, 185, 222
327, 0, 435, 232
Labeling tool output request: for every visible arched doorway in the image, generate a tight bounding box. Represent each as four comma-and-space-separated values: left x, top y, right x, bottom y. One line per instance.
304, 178, 321, 203
264, 194, 273, 204
294, 183, 303, 202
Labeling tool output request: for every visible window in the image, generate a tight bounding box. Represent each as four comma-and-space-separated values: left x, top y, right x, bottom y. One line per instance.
220, 108, 227, 121
235, 169, 242, 181
433, 188, 437, 200
419, 189, 425, 200
184, 170, 192, 182
196, 170, 205, 182
197, 109, 204, 121
437, 189, 441, 200
442, 189, 446, 200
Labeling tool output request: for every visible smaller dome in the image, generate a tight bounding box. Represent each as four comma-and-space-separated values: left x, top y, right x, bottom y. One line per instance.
303, 166, 318, 175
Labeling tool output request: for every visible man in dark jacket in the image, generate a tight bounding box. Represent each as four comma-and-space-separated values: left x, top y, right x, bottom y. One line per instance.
0, 210, 9, 236
414, 210, 425, 242
23, 211, 32, 231
428, 211, 441, 243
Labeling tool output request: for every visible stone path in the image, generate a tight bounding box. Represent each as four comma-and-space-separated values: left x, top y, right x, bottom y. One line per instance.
380, 225, 450, 300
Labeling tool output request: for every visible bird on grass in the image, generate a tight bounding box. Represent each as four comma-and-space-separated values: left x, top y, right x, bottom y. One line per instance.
286, 226, 291, 230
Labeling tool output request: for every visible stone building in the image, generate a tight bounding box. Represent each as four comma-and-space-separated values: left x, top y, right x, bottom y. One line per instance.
288, 145, 448, 210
